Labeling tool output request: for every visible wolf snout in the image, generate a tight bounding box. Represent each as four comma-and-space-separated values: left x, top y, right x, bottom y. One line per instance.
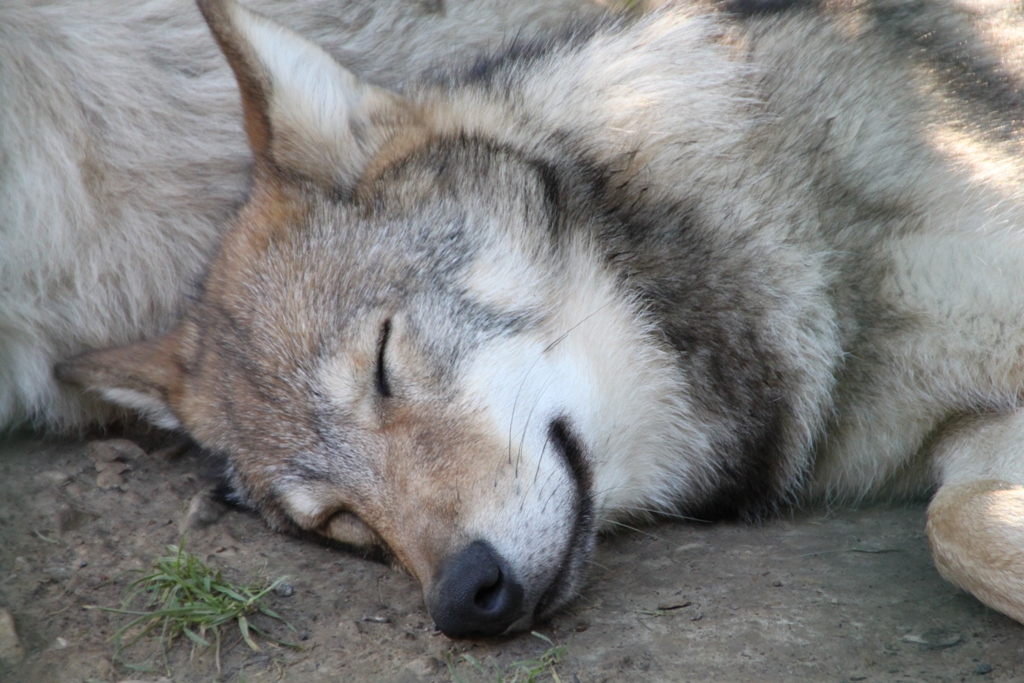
428, 540, 526, 638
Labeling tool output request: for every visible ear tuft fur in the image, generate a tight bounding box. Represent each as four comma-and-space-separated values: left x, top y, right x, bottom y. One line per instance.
55, 333, 185, 430
196, 0, 421, 189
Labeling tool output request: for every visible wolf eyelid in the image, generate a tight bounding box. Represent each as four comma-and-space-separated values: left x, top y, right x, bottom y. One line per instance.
320, 509, 382, 549
375, 319, 392, 398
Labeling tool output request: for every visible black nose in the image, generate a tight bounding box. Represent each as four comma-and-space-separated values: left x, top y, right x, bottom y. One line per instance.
428, 540, 525, 638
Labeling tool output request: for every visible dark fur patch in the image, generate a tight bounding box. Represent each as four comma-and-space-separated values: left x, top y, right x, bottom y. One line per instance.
517, 130, 805, 520
429, 16, 612, 92
721, 0, 810, 17
866, 0, 1024, 141
375, 319, 393, 398
611, 206, 798, 521
529, 158, 563, 230
201, 445, 248, 509
548, 417, 590, 497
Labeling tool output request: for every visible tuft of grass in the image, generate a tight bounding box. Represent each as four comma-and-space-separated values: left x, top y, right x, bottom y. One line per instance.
446, 632, 569, 683
88, 539, 296, 673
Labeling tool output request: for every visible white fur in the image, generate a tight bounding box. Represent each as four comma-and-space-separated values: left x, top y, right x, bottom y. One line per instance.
97, 388, 182, 431
226, 0, 398, 186
463, 232, 720, 528
279, 486, 323, 525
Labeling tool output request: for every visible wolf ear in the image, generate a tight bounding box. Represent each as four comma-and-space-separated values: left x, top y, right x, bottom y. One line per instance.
197, 0, 418, 189
55, 332, 185, 431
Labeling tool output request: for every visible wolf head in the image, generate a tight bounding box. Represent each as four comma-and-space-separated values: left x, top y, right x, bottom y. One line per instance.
54, 0, 702, 637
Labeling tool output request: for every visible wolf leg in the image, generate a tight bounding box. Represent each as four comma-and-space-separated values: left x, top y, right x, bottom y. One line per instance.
927, 480, 1024, 623
926, 412, 1024, 624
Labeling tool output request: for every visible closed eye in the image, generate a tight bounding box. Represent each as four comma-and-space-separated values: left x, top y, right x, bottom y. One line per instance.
375, 319, 392, 398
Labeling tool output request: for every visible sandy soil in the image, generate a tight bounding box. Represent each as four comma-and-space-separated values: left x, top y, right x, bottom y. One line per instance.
1, 433, 1022, 683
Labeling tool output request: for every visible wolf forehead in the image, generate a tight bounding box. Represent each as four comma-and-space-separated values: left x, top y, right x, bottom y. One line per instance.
206, 140, 567, 338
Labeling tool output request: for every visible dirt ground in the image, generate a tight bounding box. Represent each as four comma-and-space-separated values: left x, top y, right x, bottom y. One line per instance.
1, 433, 1022, 683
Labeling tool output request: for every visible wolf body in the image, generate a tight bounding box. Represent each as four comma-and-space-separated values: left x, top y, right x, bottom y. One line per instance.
0, 0, 606, 432
52, 0, 1024, 637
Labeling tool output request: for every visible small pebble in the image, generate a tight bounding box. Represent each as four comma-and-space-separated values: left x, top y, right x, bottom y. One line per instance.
44, 565, 70, 581
94, 459, 130, 475
974, 661, 993, 675
901, 628, 962, 650
274, 582, 296, 597
85, 441, 120, 463
96, 469, 125, 489
0, 608, 25, 664
86, 438, 145, 463
403, 655, 440, 679
360, 613, 391, 624
179, 490, 227, 533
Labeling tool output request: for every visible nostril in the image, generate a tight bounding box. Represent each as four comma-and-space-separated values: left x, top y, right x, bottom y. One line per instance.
474, 567, 505, 612
429, 540, 525, 638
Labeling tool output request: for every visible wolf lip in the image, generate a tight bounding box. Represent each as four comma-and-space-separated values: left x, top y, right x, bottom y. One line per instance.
534, 519, 595, 620
533, 418, 596, 619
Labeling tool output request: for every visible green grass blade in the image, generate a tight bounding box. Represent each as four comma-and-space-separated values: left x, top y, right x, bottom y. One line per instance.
182, 627, 211, 648
95, 537, 293, 674
237, 615, 260, 651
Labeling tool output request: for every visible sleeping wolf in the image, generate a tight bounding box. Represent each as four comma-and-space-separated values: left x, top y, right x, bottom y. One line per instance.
54, 0, 1024, 637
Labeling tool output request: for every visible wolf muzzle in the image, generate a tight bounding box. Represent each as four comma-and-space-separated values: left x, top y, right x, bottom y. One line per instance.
428, 540, 526, 638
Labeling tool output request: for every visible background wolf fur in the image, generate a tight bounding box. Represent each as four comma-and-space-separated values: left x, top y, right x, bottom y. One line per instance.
0, 0, 608, 432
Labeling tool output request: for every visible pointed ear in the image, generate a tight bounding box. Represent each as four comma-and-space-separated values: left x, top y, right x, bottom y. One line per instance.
197, 0, 419, 189
55, 332, 185, 430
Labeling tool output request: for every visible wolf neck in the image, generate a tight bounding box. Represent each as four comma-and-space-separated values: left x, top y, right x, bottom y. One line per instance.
556, 267, 821, 528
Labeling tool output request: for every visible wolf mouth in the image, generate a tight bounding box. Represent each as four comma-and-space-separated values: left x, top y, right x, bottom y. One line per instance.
534, 417, 595, 619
